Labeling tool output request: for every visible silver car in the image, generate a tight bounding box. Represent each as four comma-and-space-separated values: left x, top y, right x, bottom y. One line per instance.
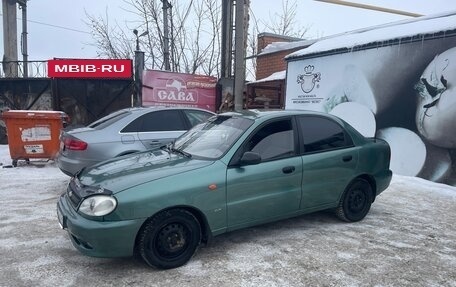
57, 106, 214, 176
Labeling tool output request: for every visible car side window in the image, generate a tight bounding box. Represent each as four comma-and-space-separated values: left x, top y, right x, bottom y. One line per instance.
297, 116, 352, 153
88, 111, 130, 129
183, 110, 213, 127
246, 119, 295, 161
121, 110, 186, 133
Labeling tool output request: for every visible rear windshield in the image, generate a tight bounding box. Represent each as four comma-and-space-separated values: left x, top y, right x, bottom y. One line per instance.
88, 110, 131, 129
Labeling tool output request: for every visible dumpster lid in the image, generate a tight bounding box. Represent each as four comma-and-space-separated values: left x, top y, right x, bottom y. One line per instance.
1, 110, 68, 120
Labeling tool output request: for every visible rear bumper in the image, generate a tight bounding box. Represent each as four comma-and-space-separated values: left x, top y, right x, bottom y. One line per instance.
57, 194, 145, 258
57, 152, 97, 176
375, 169, 393, 196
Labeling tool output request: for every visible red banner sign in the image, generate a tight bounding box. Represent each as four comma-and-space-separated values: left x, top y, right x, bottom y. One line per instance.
47, 59, 132, 78
142, 70, 217, 112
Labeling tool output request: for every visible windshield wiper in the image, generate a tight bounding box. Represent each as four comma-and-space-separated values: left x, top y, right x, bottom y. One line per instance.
159, 144, 172, 158
160, 143, 172, 155
171, 147, 192, 158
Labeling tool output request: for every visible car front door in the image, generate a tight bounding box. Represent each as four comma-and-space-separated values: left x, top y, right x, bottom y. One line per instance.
226, 118, 303, 229
296, 116, 359, 210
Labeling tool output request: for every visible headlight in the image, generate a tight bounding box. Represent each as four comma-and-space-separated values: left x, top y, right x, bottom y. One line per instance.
79, 195, 117, 216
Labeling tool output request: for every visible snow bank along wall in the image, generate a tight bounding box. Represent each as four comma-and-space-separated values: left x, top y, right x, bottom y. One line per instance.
285, 12, 456, 186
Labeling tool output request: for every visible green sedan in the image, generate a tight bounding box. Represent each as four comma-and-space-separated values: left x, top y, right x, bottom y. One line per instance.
57, 110, 392, 269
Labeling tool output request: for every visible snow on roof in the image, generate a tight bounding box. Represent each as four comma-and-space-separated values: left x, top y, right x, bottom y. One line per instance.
258, 39, 316, 56
247, 70, 286, 84
286, 10, 456, 60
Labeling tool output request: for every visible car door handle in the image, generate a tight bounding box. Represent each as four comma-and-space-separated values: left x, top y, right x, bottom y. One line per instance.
282, 166, 295, 174
342, 155, 353, 162
149, 141, 160, 146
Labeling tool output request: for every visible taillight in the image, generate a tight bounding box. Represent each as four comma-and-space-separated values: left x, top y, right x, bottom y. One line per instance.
64, 138, 88, 151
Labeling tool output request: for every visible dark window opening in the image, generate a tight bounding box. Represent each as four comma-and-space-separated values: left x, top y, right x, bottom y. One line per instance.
297, 116, 351, 153
247, 120, 295, 161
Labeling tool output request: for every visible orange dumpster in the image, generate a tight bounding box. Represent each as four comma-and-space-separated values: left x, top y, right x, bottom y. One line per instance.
0, 110, 69, 167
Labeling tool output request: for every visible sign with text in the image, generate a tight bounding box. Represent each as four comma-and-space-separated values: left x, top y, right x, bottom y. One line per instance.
48, 59, 132, 78
142, 70, 217, 112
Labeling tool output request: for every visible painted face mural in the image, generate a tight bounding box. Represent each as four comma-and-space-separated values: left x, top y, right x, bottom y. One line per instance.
415, 47, 456, 148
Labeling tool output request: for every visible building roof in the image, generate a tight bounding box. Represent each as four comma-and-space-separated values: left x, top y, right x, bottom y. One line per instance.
247, 70, 286, 84
258, 39, 316, 56
286, 10, 456, 60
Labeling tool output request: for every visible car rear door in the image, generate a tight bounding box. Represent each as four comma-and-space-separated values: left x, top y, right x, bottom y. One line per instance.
296, 115, 359, 210
123, 110, 188, 149
226, 117, 303, 229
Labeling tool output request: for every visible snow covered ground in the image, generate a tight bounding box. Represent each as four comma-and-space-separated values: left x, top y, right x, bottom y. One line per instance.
0, 144, 455, 287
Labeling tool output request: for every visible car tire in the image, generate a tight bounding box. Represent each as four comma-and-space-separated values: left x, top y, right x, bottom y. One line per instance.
336, 178, 373, 222
138, 209, 201, 269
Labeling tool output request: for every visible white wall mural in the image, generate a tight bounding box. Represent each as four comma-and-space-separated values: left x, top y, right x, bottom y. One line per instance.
285, 35, 456, 186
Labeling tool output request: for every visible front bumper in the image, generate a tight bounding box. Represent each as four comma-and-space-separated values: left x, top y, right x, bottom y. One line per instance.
57, 194, 145, 258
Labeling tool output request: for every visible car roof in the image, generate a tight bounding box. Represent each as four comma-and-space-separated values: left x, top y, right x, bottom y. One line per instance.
216, 109, 363, 143
117, 106, 216, 115
219, 109, 343, 122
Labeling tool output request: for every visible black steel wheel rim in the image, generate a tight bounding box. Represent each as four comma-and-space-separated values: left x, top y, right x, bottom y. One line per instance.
347, 188, 366, 214
154, 222, 190, 259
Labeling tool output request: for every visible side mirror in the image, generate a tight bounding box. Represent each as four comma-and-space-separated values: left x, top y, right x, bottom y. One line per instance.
239, 151, 261, 165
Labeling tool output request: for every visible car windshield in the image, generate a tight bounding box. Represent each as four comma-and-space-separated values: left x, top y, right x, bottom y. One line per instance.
173, 115, 254, 159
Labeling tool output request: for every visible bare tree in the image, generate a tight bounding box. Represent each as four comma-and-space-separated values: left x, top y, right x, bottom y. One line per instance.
262, 0, 311, 38
85, 0, 308, 80
246, 0, 312, 80
85, 8, 134, 60
85, 0, 221, 77
247, 0, 312, 55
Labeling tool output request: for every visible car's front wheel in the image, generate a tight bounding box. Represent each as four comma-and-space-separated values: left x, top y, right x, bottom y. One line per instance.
138, 209, 201, 269
336, 178, 373, 222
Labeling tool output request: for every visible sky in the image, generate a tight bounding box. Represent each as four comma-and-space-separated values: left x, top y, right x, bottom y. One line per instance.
0, 0, 455, 62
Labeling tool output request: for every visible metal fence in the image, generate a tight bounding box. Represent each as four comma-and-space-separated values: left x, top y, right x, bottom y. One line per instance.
0, 61, 48, 78
0, 77, 134, 144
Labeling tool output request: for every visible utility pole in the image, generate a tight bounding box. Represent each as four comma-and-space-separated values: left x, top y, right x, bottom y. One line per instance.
2, 0, 19, 77
133, 29, 146, 107
233, 0, 248, 111
18, 0, 28, 77
162, 0, 171, 71
221, 0, 233, 78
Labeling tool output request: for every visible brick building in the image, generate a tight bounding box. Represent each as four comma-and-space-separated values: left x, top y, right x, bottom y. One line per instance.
246, 33, 314, 109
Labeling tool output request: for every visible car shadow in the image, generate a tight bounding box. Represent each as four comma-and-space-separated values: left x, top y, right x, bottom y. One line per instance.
203, 210, 341, 251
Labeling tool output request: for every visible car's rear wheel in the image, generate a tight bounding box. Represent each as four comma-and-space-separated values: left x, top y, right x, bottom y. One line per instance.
138, 209, 201, 269
336, 178, 373, 222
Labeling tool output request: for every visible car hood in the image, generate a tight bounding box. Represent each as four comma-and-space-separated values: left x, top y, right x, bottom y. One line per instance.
78, 150, 214, 192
